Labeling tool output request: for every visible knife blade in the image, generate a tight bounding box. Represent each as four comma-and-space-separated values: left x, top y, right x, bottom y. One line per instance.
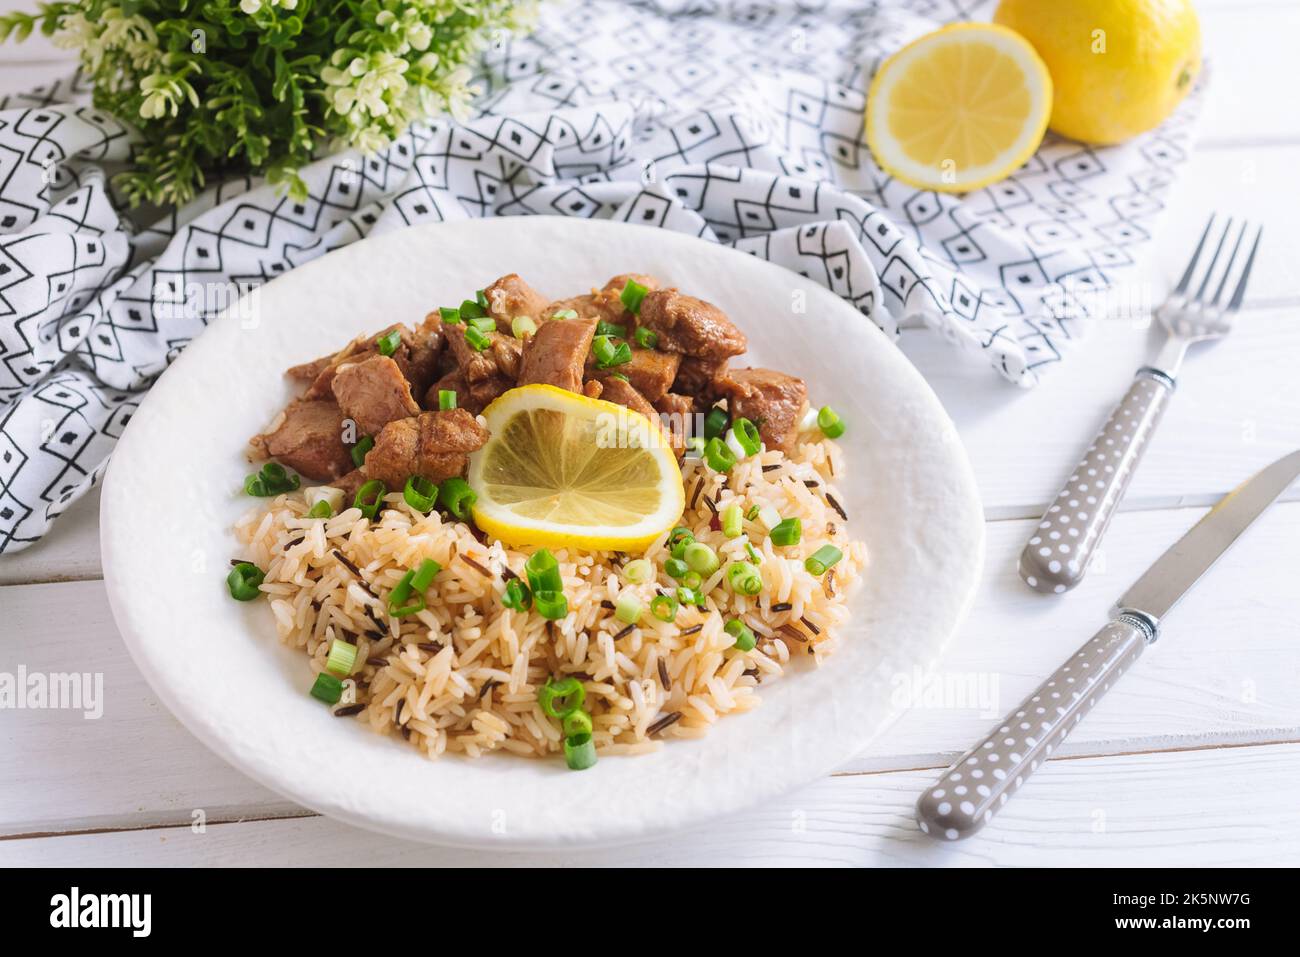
1118, 449, 1300, 626
917, 449, 1300, 841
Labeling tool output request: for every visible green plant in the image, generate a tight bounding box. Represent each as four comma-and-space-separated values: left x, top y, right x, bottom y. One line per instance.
0, 0, 536, 207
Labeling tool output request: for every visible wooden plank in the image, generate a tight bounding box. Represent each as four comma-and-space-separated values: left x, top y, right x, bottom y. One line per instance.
3, 502, 1299, 835
0, 485, 101, 585
904, 304, 1300, 517
3, 743, 1298, 866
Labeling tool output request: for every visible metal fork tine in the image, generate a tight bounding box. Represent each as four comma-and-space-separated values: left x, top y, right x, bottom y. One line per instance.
1194, 217, 1232, 302
1211, 221, 1249, 306
1174, 214, 1216, 295
1226, 226, 1263, 313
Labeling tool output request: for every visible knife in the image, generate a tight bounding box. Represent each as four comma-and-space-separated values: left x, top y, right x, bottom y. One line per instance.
916, 449, 1300, 841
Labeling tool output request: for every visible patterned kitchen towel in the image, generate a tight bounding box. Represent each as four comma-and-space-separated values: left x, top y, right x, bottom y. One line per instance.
0, 0, 1201, 553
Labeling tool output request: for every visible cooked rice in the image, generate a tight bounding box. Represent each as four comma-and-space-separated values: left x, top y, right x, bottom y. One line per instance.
234, 437, 866, 760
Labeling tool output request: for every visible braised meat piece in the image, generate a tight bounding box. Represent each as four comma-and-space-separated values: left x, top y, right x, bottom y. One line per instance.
672, 355, 729, 400
425, 370, 511, 416
444, 322, 523, 384
330, 355, 420, 437
483, 274, 550, 334
598, 377, 682, 457
250, 398, 352, 481
292, 320, 442, 401
637, 289, 746, 362
544, 274, 659, 328
362, 410, 489, 486
587, 347, 680, 403
717, 368, 809, 452
517, 317, 598, 394
655, 392, 696, 419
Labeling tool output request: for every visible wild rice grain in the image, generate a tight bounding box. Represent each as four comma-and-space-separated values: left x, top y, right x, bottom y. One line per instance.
826, 493, 848, 521
770, 602, 793, 613
657, 658, 671, 691
799, 615, 821, 635
680, 624, 703, 636
613, 623, 635, 641
333, 704, 366, 717
462, 556, 492, 577
647, 712, 683, 737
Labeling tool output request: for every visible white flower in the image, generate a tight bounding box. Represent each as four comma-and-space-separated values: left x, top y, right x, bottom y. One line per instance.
239, 0, 261, 13
407, 22, 432, 52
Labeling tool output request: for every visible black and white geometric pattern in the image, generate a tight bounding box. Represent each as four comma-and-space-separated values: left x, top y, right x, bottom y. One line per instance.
0, 0, 1200, 553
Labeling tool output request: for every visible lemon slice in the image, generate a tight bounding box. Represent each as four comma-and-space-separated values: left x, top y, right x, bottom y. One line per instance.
866, 23, 1052, 193
467, 384, 685, 551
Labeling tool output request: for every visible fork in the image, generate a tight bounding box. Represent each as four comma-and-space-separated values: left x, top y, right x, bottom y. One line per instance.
1019, 215, 1263, 594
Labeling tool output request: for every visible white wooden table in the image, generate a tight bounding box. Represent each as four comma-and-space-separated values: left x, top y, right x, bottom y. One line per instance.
2, 0, 1299, 867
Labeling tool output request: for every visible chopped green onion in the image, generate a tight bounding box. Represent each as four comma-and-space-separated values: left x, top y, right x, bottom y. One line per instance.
353, 479, 386, 520
609, 372, 629, 382
439, 306, 462, 324
703, 406, 729, 439
615, 592, 642, 625
325, 639, 357, 677
770, 517, 802, 546
681, 570, 702, 590
551, 308, 578, 320
539, 676, 585, 718
563, 710, 593, 738
683, 541, 719, 575
817, 405, 846, 439
437, 389, 457, 411
563, 732, 598, 770
476, 288, 489, 309
459, 298, 486, 320
243, 462, 301, 496
731, 417, 761, 456
438, 477, 476, 519
226, 562, 265, 601
725, 428, 748, 462
805, 544, 844, 576
469, 315, 497, 334
758, 505, 782, 530
668, 526, 694, 548
725, 618, 756, 652
623, 558, 653, 585
404, 475, 438, 512
676, 585, 705, 608
310, 672, 344, 704
595, 320, 627, 338
524, 549, 564, 593
746, 505, 760, 521
534, 589, 569, 620
746, 542, 762, 564
685, 436, 705, 458
350, 435, 374, 469
375, 328, 402, 357
620, 279, 649, 314
721, 504, 743, 538
501, 577, 532, 611
664, 557, 690, 580
634, 326, 658, 349
592, 335, 632, 368
411, 558, 441, 591
464, 325, 492, 351
387, 569, 425, 617
726, 561, 763, 596
511, 315, 538, 338
308, 500, 333, 519
650, 593, 679, 622
704, 436, 737, 472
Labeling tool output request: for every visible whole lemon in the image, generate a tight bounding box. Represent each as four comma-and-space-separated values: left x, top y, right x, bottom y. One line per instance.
993, 0, 1201, 144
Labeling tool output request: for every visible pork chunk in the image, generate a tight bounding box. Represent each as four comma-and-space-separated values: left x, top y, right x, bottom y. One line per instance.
717, 368, 809, 452
252, 398, 352, 481
517, 317, 598, 393
331, 355, 420, 437
587, 346, 679, 402
294, 321, 442, 401
424, 370, 511, 417
598, 377, 682, 457
672, 355, 729, 400
444, 322, 523, 384
362, 410, 489, 486
637, 290, 746, 361
484, 274, 551, 334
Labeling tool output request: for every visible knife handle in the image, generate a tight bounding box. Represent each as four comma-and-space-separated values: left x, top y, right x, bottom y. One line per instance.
916, 614, 1154, 841
1020, 368, 1174, 594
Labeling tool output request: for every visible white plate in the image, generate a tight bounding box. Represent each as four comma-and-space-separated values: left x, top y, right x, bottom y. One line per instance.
101, 218, 983, 849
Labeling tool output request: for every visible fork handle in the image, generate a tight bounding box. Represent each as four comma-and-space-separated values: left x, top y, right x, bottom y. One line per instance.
1019, 367, 1174, 594
916, 614, 1153, 840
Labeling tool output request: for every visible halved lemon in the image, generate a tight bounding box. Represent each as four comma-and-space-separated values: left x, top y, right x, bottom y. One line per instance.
467, 384, 685, 551
866, 23, 1052, 193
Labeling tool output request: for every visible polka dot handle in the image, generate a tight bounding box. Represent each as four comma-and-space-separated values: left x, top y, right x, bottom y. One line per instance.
916, 615, 1153, 841
1020, 369, 1174, 594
